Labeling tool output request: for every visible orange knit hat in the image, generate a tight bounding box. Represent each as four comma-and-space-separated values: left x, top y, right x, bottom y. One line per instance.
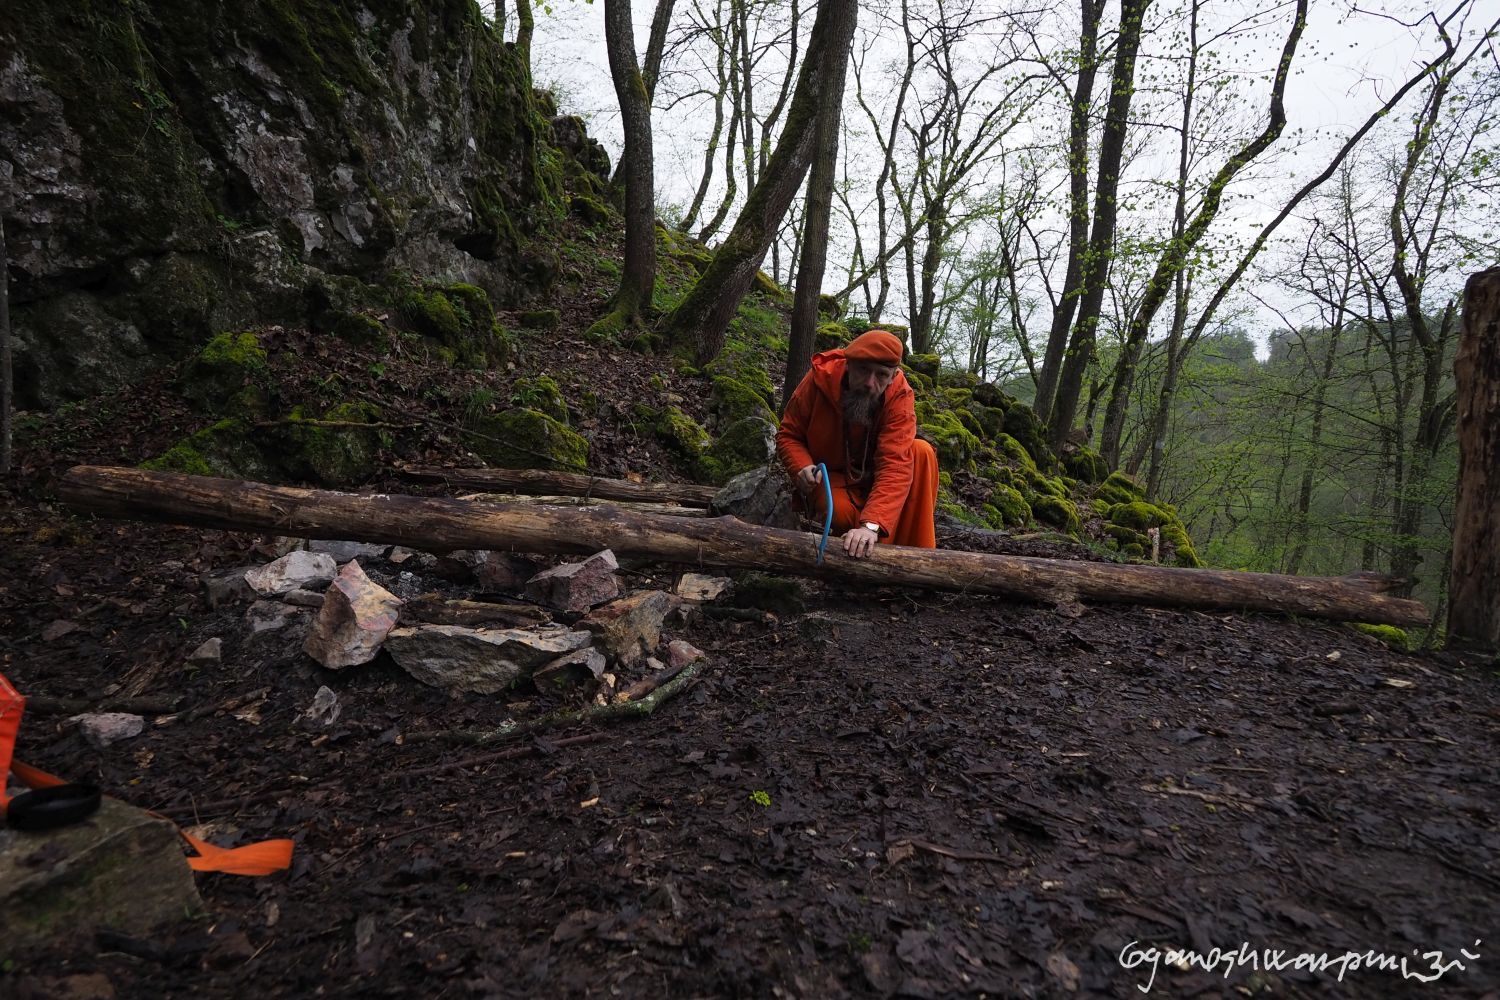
844, 329, 904, 365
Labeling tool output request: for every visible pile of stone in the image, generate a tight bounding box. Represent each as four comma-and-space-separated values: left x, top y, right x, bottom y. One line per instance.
198, 541, 730, 703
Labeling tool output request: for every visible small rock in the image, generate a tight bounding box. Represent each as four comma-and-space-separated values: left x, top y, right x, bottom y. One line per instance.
307, 539, 390, 563
283, 589, 326, 608
246, 601, 308, 635
580, 590, 680, 667
665, 640, 706, 669
533, 647, 608, 693
41, 620, 79, 642
272, 536, 307, 556
303, 561, 403, 670
301, 685, 342, 727
201, 566, 255, 608
675, 573, 731, 602
245, 551, 337, 597
72, 713, 145, 749
384, 624, 594, 695
187, 638, 222, 665
435, 550, 544, 590
524, 550, 620, 611
710, 466, 796, 528
387, 547, 437, 570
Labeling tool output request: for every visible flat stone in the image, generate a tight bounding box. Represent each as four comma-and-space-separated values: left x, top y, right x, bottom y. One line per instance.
711, 466, 796, 528
533, 647, 608, 693
384, 624, 594, 695
675, 573, 731, 602
581, 590, 680, 668
283, 589, 326, 608
303, 560, 403, 670
187, 638, 222, 664
524, 550, 620, 611
246, 600, 308, 635
245, 551, 337, 597
0, 797, 203, 955
71, 713, 144, 749
665, 640, 707, 670
201, 566, 255, 608
307, 539, 391, 563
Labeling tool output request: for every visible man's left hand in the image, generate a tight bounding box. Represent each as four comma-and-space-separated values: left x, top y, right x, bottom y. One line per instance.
842, 525, 879, 559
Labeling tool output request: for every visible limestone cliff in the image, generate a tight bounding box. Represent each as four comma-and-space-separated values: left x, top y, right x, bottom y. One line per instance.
1, 0, 597, 408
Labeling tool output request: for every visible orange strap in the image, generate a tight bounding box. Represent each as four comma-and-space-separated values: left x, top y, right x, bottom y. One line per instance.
0, 672, 292, 876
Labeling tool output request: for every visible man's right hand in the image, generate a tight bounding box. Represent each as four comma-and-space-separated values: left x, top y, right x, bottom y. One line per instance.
797, 464, 824, 495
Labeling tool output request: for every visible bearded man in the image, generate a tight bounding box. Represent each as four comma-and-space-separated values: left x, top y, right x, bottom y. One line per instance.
775, 329, 940, 558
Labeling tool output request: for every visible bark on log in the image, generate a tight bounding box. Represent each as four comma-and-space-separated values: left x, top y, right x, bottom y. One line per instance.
59, 466, 1431, 627
1449, 267, 1500, 651
400, 465, 718, 507
456, 493, 708, 518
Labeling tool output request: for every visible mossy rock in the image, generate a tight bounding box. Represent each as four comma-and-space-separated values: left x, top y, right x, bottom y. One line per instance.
1109, 501, 1168, 531
906, 353, 941, 378
1031, 495, 1080, 534
994, 433, 1039, 474
637, 404, 710, 458
331, 313, 388, 348
940, 387, 975, 410
141, 418, 278, 481
400, 290, 462, 341
706, 342, 777, 403
818, 294, 844, 320
288, 402, 384, 487
1122, 542, 1145, 558
180, 332, 268, 413
1063, 446, 1109, 484
972, 382, 1010, 409
1027, 471, 1068, 499
709, 375, 776, 430
730, 571, 806, 616
1160, 522, 1202, 568
954, 407, 986, 441
470, 408, 589, 470
815, 321, 852, 353
937, 499, 987, 527
916, 402, 980, 469
569, 194, 612, 226
936, 369, 980, 391
987, 484, 1031, 526
1095, 471, 1146, 506
701, 416, 776, 485
1000, 403, 1055, 470
517, 308, 560, 330
753, 270, 790, 301
903, 369, 935, 393
1104, 523, 1148, 547
1090, 499, 1112, 516
511, 375, 570, 424
970, 404, 1005, 440
1348, 623, 1410, 651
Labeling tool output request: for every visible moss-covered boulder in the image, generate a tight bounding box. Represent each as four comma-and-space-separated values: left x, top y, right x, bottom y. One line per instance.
994, 433, 1038, 473
936, 369, 980, 391
1031, 495, 1080, 534
708, 375, 776, 430
470, 408, 589, 470
1095, 471, 1146, 506
987, 484, 1031, 526
517, 308, 560, 330
511, 375, 570, 424
141, 418, 279, 481
1109, 501, 1169, 531
639, 405, 711, 459
818, 294, 844, 320
815, 321, 851, 353
916, 402, 980, 469
287, 402, 384, 487
972, 382, 1009, 409
1348, 623, 1411, 651
1161, 522, 1202, 568
970, 404, 1005, 440
1000, 402, 1054, 470
906, 354, 941, 379
1063, 446, 1109, 484
179, 332, 268, 413
701, 417, 776, 485
331, 313, 388, 348
397, 282, 509, 367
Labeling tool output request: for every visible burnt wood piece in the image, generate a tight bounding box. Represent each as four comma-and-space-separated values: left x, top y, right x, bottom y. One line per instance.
60, 466, 1431, 627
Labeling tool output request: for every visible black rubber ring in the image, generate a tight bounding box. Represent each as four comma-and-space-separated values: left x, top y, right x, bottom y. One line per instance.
6, 783, 103, 831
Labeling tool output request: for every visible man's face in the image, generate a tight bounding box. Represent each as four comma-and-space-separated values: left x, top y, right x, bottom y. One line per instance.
847, 360, 898, 399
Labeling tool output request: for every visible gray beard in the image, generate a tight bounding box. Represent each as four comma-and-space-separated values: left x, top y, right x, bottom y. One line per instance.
842, 391, 879, 426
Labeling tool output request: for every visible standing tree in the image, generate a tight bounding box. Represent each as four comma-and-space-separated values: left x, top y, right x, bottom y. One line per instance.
1449, 267, 1500, 651
591, 0, 658, 339
661, 0, 858, 365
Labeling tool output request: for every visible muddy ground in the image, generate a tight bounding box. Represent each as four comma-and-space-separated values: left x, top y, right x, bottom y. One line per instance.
3, 488, 1498, 999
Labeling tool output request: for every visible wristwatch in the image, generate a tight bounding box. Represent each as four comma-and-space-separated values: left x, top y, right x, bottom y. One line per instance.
862, 521, 881, 535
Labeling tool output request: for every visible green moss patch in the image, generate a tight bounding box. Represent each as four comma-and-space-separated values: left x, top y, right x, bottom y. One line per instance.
1031, 495, 1081, 535
469, 408, 589, 470
1095, 471, 1146, 506
180, 332, 268, 412
511, 375, 570, 424
916, 402, 980, 470
1347, 623, 1411, 651
701, 417, 776, 485
287, 402, 384, 487
141, 418, 278, 481
1063, 446, 1109, 484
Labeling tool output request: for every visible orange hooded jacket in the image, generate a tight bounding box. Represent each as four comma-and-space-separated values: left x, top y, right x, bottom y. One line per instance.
775, 349, 917, 536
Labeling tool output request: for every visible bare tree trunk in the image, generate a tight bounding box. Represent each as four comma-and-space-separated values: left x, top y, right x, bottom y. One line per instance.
596, 0, 656, 329
662, 0, 858, 365
1449, 267, 1500, 650
610, 0, 676, 189
782, 62, 845, 412
1046, 0, 1150, 451
1033, 0, 1106, 423
515, 0, 534, 76
680, 0, 730, 234
697, 47, 741, 243
1285, 320, 1343, 576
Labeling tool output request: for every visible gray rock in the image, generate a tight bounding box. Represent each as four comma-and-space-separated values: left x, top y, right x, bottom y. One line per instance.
283, 589, 326, 608
301, 685, 342, 727
303, 561, 403, 670
533, 647, 608, 693
711, 466, 796, 528
187, 637, 222, 664
387, 547, 437, 570
246, 600, 308, 635
0, 797, 203, 954
245, 551, 337, 597
202, 566, 255, 608
581, 591, 680, 668
385, 625, 594, 695
272, 536, 308, 556
308, 539, 391, 563
676, 573, 732, 602
524, 550, 620, 611
71, 712, 145, 749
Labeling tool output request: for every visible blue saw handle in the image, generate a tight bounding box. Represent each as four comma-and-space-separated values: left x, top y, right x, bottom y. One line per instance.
815, 462, 832, 564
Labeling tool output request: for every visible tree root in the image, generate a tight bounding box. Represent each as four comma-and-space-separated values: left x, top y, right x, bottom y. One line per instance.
404, 661, 705, 747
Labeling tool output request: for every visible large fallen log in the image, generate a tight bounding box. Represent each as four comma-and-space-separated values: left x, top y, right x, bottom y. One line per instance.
399, 465, 719, 507
60, 466, 1430, 627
